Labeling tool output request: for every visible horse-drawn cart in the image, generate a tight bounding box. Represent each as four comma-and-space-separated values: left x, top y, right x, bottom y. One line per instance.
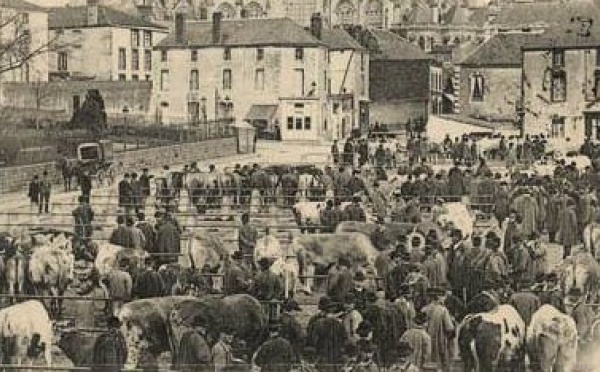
58, 140, 114, 189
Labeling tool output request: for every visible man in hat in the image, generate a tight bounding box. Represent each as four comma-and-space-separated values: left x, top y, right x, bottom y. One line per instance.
73, 195, 95, 258
327, 257, 354, 304
174, 312, 212, 372
238, 213, 258, 271
132, 256, 164, 299
254, 321, 297, 372
280, 298, 305, 358
422, 287, 454, 372
537, 273, 565, 312
253, 257, 284, 303
118, 173, 133, 216
136, 213, 156, 253
223, 250, 251, 295
307, 299, 348, 372
344, 194, 367, 222
109, 215, 134, 249
484, 232, 508, 288
139, 168, 153, 206
422, 242, 447, 289
342, 293, 363, 347
385, 249, 411, 300
394, 284, 416, 328
400, 311, 432, 370
212, 329, 238, 372
155, 212, 181, 266
558, 197, 579, 259
92, 316, 127, 372
509, 279, 540, 326
351, 271, 370, 313
320, 199, 340, 233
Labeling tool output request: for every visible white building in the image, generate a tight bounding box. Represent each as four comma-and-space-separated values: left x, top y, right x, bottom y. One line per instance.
48, 2, 168, 81
152, 11, 368, 141
0, 0, 50, 84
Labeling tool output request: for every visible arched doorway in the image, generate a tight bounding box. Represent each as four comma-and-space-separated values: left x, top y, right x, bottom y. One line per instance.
244, 2, 264, 18
335, 0, 356, 26
217, 2, 236, 19
365, 0, 383, 28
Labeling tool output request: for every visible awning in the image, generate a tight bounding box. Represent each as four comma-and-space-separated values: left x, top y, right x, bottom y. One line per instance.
245, 104, 278, 121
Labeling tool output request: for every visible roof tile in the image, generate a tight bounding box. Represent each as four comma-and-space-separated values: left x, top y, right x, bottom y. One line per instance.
460, 33, 543, 66
49, 5, 166, 29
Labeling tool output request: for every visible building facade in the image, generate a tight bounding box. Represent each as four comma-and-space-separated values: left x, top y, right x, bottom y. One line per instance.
522, 27, 600, 151
48, 4, 168, 81
152, 13, 368, 141
0, 0, 50, 84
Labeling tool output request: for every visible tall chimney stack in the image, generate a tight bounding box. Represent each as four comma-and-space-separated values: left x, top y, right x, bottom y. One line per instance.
213, 12, 223, 44
310, 13, 323, 40
175, 1, 189, 44
86, 0, 99, 26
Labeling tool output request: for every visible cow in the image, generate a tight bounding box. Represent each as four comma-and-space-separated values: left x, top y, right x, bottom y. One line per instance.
255, 232, 302, 297
29, 243, 73, 317
335, 221, 415, 251
436, 202, 476, 239
526, 304, 578, 372
116, 294, 266, 369
186, 231, 230, 292
457, 304, 526, 372
94, 242, 148, 277
293, 201, 375, 232
556, 250, 600, 303
0, 300, 53, 366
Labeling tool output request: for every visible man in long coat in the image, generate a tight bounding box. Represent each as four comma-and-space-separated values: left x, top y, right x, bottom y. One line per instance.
155, 215, 181, 265
558, 198, 579, 259
327, 257, 354, 304
307, 301, 348, 372
109, 215, 134, 249
512, 189, 539, 237
92, 316, 128, 372
174, 316, 212, 371
545, 188, 561, 243
422, 288, 455, 372
447, 164, 464, 197
73, 195, 94, 254
118, 173, 133, 215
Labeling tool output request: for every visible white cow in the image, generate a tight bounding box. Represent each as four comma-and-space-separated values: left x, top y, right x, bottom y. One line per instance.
526, 305, 578, 372
436, 202, 475, 239
254, 233, 300, 297
0, 300, 53, 366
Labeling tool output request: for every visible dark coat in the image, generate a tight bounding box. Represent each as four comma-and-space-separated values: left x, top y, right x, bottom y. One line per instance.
223, 262, 250, 295
327, 267, 354, 303
80, 174, 92, 195
308, 315, 348, 366
344, 203, 366, 222
133, 268, 164, 299
155, 220, 181, 258
73, 204, 95, 239
139, 174, 152, 197
118, 180, 132, 208
175, 330, 212, 372
254, 336, 297, 372
136, 221, 156, 253
252, 270, 284, 301
91, 329, 128, 372
109, 225, 134, 249
28, 180, 40, 203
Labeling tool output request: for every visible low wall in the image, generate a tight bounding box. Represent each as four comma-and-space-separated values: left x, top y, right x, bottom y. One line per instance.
0, 137, 237, 194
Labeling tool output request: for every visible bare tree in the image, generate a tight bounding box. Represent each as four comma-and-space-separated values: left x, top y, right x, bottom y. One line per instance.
0, 12, 62, 75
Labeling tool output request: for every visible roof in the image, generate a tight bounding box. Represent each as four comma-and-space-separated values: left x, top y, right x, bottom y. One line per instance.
319, 27, 365, 51
49, 5, 167, 30
460, 33, 542, 66
156, 18, 325, 49
491, 0, 600, 29
522, 25, 600, 50
245, 104, 278, 121
0, 0, 47, 12
369, 29, 431, 61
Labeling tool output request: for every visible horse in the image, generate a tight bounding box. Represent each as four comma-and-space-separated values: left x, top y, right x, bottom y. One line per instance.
57, 157, 77, 192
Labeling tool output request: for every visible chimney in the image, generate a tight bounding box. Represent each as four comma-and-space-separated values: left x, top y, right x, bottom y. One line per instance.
310, 13, 323, 40
86, 0, 99, 26
212, 12, 223, 44
175, 1, 189, 44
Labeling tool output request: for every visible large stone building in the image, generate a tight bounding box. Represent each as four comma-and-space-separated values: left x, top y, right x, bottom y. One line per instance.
47, 3, 168, 82
456, 33, 540, 123
0, 0, 50, 84
152, 12, 368, 141
522, 22, 600, 151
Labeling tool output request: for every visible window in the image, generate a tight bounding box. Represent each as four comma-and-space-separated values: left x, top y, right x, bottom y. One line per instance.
191, 50, 198, 62
295, 118, 303, 130
595, 70, 600, 99
295, 48, 304, 61
21, 13, 28, 24
294, 68, 305, 96
132, 49, 139, 71
144, 50, 152, 70
551, 70, 567, 102
57, 52, 68, 71
132, 74, 139, 81
146, 75, 151, 81
585, 113, 600, 140
160, 69, 169, 91
132, 29, 140, 47
223, 69, 232, 90
188, 101, 200, 123
118, 74, 126, 81
304, 117, 311, 130
190, 69, 199, 91
552, 49, 565, 67
161, 50, 167, 62
360, 54, 365, 72
143, 31, 152, 47
118, 48, 126, 70
224, 48, 231, 61
551, 116, 565, 138
287, 117, 294, 130
255, 69, 264, 90
470, 73, 484, 102
257, 48, 264, 61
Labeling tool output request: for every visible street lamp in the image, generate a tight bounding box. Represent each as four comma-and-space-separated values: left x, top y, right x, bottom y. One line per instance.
123, 106, 130, 150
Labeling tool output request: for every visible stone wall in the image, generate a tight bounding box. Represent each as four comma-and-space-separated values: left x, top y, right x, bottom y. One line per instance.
0, 137, 237, 194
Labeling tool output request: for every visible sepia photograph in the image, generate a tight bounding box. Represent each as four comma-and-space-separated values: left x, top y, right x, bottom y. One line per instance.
0, 0, 597, 370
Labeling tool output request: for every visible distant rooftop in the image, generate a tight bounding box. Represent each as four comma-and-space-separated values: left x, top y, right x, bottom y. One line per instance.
0, 0, 47, 12
460, 33, 542, 66
49, 5, 166, 29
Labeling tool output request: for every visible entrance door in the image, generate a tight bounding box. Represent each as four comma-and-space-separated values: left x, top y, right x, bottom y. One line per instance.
585, 112, 600, 140
73, 95, 81, 112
